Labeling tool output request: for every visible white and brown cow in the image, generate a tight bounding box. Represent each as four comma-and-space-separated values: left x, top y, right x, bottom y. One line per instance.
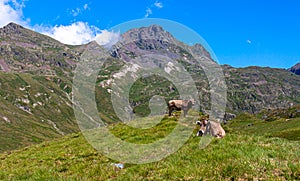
168, 99, 195, 117
196, 119, 226, 138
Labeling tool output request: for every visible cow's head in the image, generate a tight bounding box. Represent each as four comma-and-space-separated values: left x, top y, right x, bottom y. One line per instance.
196, 119, 226, 138
196, 119, 208, 136
190, 98, 196, 105
187, 99, 196, 108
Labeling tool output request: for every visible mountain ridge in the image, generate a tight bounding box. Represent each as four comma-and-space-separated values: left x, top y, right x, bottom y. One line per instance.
1, 22, 299, 113
288, 62, 300, 75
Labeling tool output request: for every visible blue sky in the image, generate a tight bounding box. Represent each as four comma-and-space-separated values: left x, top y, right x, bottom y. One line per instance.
0, 0, 299, 68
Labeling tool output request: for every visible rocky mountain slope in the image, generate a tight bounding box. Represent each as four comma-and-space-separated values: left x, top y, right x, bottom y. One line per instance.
0, 22, 300, 152
224, 65, 299, 113
288, 62, 300, 75
107, 25, 300, 115
0, 23, 91, 76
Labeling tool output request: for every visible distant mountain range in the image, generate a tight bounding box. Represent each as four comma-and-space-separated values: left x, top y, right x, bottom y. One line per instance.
0, 22, 299, 152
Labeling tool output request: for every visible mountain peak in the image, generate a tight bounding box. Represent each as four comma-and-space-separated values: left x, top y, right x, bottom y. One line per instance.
147, 24, 164, 32
0, 22, 65, 46
121, 24, 175, 43
1, 22, 24, 31
288, 62, 300, 75
0, 22, 31, 38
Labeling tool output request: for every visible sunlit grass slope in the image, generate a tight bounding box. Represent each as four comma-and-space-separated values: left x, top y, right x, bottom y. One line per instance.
1, 115, 299, 180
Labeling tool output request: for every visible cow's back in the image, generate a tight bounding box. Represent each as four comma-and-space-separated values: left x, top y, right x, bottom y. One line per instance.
168, 100, 183, 108
207, 121, 226, 138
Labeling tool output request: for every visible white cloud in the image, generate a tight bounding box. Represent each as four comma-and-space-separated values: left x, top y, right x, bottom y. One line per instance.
144, 8, 152, 18
0, 0, 28, 27
83, 4, 89, 10
0, 0, 118, 46
94, 30, 121, 48
71, 8, 81, 17
70, 4, 90, 17
144, 1, 163, 18
154, 1, 163, 8
246, 39, 252, 44
38, 22, 97, 45
37, 22, 120, 46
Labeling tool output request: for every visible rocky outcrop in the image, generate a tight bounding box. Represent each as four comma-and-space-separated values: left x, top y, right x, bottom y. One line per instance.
288, 62, 300, 75
223, 65, 300, 113
0, 22, 83, 76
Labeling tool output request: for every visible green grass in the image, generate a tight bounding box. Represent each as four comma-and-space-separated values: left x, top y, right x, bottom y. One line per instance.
0, 115, 299, 180
108, 115, 178, 144
0, 72, 79, 152
228, 111, 300, 141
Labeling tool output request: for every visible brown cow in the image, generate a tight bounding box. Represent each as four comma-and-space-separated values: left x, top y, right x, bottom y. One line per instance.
196, 119, 226, 138
168, 99, 195, 117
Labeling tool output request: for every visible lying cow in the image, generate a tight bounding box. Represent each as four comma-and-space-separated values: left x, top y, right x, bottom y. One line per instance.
196, 119, 226, 138
168, 99, 195, 117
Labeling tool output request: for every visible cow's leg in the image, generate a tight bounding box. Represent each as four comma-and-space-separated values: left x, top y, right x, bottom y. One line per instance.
168, 108, 173, 116
183, 109, 187, 117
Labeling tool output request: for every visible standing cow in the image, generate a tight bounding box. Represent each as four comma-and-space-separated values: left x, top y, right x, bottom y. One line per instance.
196, 119, 226, 138
168, 99, 195, 117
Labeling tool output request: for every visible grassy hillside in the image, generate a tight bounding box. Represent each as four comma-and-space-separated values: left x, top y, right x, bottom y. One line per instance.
228, 105, 300, 141
0, 115, 299, 180
0, 72, 79, 152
